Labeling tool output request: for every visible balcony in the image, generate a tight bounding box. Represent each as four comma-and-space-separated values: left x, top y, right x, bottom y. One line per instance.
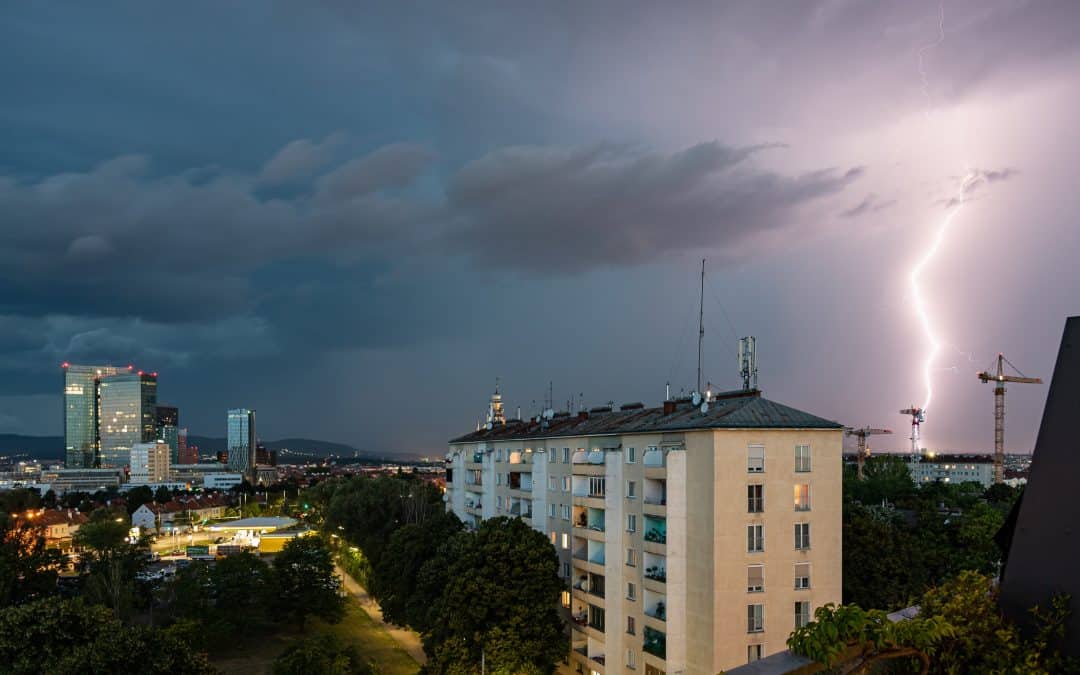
644, 478, 666, 506
573, 506, 605, 533
643, 448, 665, 467
644, 515, 667, 545
509, 471, 533, 492
643, 626, 666, 660
572, 449, 605, 465
509, 450, 530, 465
644, 551, 666, 583
644, 588, 666, 622
573, 570, 606, 600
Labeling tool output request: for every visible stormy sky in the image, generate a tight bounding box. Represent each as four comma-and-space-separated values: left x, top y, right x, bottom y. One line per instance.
2, 1, 1078, 455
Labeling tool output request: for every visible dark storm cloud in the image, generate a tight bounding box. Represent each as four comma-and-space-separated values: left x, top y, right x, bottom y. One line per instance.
0, 142, 436, 322
442, 142, 861, 271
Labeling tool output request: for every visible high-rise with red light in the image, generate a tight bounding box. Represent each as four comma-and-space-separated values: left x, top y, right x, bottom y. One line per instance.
63, 363, 125, 468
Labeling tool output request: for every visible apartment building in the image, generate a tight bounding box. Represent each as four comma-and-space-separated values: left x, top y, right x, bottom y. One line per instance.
445, 387, 843, 674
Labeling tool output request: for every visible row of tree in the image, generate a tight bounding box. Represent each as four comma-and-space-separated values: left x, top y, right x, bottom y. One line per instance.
843, 455, 1020, 610
308, 475, 567, 674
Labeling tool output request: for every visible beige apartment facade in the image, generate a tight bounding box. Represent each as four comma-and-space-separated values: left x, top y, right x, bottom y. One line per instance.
445, 389, 843, 674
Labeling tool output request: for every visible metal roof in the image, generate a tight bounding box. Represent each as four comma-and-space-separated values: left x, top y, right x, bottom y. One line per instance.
449, 390, 842, 444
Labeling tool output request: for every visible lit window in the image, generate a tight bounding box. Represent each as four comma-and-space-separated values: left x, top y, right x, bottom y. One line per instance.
794, 484, 811, 511
562, 533, 569, 550
561, 590, 571, 608
795, 444, 811, 472
748, 445, 765, 473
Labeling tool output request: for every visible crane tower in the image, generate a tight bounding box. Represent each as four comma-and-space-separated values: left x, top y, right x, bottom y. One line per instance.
845, 427, 893, 480
899, 406, 925, 470
977, 354, 1042, 484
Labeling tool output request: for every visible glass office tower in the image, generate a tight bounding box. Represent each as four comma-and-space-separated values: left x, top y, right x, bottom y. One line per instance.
156, 405, 180, 463
227, 408, 256, 477
63, 364, 124, 468
98, 372, 158, 469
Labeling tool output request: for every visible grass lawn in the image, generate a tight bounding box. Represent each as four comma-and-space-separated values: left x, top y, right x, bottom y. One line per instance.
209, 601, 420, 675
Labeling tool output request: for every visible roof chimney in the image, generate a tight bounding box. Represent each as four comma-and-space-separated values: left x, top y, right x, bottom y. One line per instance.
663, 399, 677, 415
577, 410, 589, 422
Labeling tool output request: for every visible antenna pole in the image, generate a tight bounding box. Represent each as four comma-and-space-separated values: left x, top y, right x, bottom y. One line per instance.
697, 258, 705, 394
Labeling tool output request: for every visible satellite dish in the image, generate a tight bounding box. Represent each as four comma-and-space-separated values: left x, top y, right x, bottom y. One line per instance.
692, 392, 702, 406
700, 402, 709, 414
485, 422, 492, 430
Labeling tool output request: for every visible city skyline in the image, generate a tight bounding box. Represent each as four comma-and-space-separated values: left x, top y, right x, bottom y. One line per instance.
3, 2, 1080, 455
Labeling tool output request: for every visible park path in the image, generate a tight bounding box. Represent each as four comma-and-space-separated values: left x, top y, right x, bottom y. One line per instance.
336, 564, 429, 666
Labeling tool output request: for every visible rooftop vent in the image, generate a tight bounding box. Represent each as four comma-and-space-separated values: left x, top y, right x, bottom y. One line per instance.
620, 402, 645, 411
589, 406, 612, 414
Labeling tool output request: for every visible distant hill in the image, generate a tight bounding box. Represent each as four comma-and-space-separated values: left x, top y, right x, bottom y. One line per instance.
0, 434, 417, 462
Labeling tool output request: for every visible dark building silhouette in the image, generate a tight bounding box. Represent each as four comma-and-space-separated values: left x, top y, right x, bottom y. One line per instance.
999, 316, 1080, 655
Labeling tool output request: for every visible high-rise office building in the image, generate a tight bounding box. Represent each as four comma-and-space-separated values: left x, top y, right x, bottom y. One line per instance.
445, 387, 843, 673
155, 405, 180, 463
63, 363, 125, 468
129, 441, 171, 484
227, 408, 256, 477
98, 371, 158, 469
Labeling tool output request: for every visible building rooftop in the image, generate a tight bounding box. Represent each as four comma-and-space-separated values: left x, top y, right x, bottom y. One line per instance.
921, 453, 995, 464
450, 389, 842, 444
208, 516, 297, 531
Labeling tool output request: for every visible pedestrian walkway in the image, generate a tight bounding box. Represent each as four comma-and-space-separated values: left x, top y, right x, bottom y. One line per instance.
336, 564, 428, 665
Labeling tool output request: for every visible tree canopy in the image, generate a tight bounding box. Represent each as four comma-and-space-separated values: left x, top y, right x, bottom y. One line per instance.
0, 513, 63, 608
272, 535, 345, 629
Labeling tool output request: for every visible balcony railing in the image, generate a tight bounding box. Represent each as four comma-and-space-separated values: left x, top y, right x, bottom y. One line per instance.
644, 566, 666, 583
643, 496, 667, 506
645, 601, 666, 621
644, 528, 666, 544
643, 627, 666, 659
643, 449, 665, 467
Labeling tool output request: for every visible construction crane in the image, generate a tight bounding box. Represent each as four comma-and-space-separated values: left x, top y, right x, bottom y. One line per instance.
899, 406, 926, 471
845, 427, 893, 480
977, 353, 1042, 484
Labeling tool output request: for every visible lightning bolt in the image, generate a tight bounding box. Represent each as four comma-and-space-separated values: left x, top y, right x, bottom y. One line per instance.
917, 0, 947, 113
910, 173, 975, 412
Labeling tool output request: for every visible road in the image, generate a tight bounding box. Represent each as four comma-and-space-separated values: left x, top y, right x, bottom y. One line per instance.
335, 564, 428, 666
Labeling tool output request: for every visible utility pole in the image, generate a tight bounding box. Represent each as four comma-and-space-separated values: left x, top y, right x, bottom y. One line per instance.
697, 258, 705, 394
977, 353, 1042, 484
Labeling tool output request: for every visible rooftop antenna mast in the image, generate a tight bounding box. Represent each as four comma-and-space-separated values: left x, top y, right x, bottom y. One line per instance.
739, 336, 758, 391
696, 259, 706, 395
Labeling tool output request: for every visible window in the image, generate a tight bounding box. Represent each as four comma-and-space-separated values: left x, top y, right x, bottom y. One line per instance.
747, 565, 764, 592
561, 590, 571, 608
562, 562, 570, 578
496, 449, 503, 462
589, 605, 605, 632
627, 616, 636, 635
589, 476, 606, 497
794, 484, 811, 511
562, 476, 571, 492
548, 476, 557, 491
561, 504, 571, 520
496, 473, 503, 486
551, 449, 558, 464
563, 448, 571, 463
626, 548, 636, 566
626, 447, 636, 463
795, 563, 811, 589
627, 514, 637, 533
627, 582, 636, 600
795, 444, 811, 472
747, 484, 764, 513
795, 523, 811, 550
747, 524, 764, 552
626, 649, 636, 669
626, 480, 637, 499
561, 533, 570, 550
795, 601, 811, 628
747, 604, 764, 633
748, 644, 763, 663
748, 444, 765, 473
549, 504, 556, 518
550, 531, 557, 545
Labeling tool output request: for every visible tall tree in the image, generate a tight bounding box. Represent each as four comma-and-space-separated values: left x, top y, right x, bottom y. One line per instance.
272, 535, 344, 630
419, 517, 565, 674
370, 510, 462, 629
0, 513, 63, 608
273, 634, 373, 675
